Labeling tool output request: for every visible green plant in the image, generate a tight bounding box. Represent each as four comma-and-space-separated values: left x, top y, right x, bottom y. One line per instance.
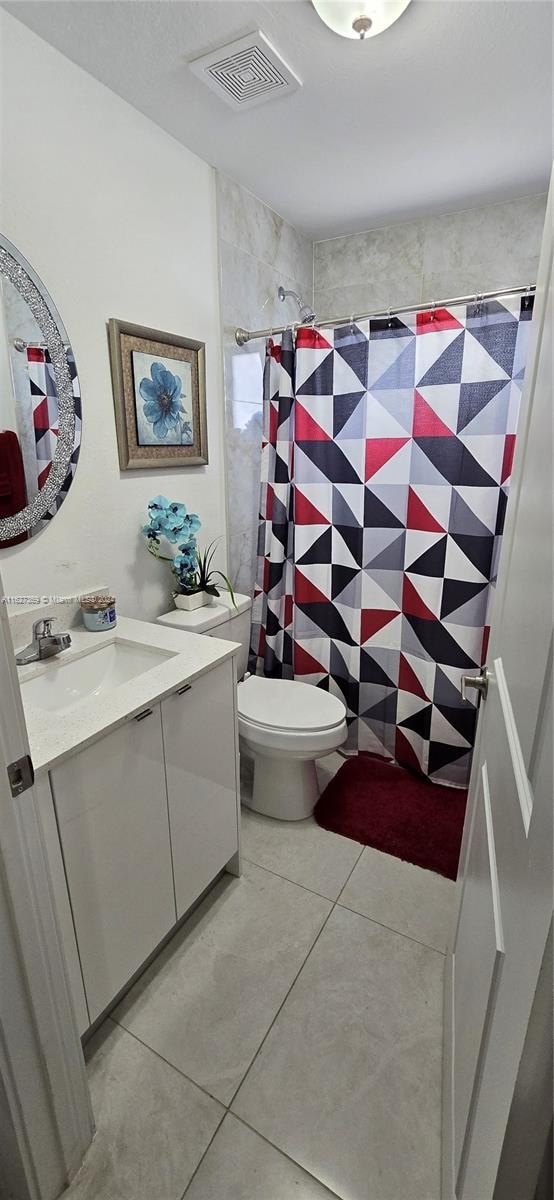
192, 539, 237, 606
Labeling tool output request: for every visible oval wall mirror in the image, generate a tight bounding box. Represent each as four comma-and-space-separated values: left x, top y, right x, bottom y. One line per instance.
0, 235, 81, 548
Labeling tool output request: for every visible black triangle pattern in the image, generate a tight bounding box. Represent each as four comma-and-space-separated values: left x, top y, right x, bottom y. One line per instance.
440, 578, 488, 620
296, 353, 334, 396
470, 318, 519, 377
399, 704, 432, 740
417, 331, 465, 386
297, 528, 333, 565
333, 391, 365, 437
416, 437, 498, 487
407, 536, 447, 578
333, 331, 369, 388
457, 380, 507, 432
298, 439, 362, 484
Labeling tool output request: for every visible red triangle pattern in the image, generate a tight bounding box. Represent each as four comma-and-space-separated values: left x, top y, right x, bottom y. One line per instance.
268, 400, 279, 445
399, 653, 429, 700
361, 608, 398, 643
284, 593, 293, 629
412, 391, 453, 438
481, 624, 490, 663
296, 328, 332, 350
395, 728, 423, 773
365, 438, 409, 481
501, 434, 516, 483
294, 644, 326, 675
265, 483, 274, 521
295, 490, 330, 525
407, 487, 445, 533
296, 404, 330, 441
402, 576, 437, 622
416, 309, 464, 334
294, 568, 329, 605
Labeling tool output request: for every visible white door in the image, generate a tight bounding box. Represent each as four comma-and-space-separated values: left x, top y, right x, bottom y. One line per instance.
443, 182, 553, 1199
161, 661, 239, 919
50, 704, 176, 1023
0, 587, 93, 1197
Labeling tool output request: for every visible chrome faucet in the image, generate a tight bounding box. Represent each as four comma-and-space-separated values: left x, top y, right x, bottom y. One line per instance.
16, 618, 72, 666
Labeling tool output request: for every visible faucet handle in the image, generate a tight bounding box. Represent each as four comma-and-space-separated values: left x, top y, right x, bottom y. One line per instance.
32, 616, 54, 640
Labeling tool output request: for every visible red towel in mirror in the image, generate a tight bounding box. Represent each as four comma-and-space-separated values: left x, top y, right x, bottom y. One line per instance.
0, 429, 28, 546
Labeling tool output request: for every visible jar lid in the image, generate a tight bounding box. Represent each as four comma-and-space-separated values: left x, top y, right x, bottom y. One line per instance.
80, 594, 116, 611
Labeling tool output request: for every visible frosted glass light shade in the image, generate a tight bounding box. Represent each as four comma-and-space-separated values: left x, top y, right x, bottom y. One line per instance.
312, 0, 411, 39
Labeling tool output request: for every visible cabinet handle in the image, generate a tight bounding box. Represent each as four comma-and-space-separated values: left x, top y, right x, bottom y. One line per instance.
176, 684, 192, 696
134, 708, 153, 722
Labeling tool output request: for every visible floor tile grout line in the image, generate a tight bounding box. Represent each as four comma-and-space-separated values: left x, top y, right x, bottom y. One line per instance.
226, 903, 337, 1110
335, 900, 448, 956
111, 1010, 346, 1199
108, 1017, 228, 1109
241, 845, 365, 904
226, 841, 368, 1112
231, 1111, 345, 1200
179, 1106, 228, 1200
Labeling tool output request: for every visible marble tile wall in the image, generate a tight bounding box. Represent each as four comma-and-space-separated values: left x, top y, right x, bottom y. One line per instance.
216, 174, 313, 597
313, 193, 547, 318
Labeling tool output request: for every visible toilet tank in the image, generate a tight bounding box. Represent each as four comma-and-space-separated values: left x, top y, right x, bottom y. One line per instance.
156, 592, 252, 679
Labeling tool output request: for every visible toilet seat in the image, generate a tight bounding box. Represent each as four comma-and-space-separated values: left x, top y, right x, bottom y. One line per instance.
238, 676, 347, 756
238, 676, 345, 732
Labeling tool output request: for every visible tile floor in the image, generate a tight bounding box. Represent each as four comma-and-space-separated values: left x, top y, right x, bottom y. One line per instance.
64, 752, 454, 1200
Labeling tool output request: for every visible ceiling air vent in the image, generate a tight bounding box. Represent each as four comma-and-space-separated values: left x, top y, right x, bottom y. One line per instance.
189, 31, 302, 111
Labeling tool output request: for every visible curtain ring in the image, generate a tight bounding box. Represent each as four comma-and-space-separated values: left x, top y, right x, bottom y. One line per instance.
430, 301, 436, 321
387, 307, 393, 328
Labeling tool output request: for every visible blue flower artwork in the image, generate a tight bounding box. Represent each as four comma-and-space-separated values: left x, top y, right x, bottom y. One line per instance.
132, 352, 194, 446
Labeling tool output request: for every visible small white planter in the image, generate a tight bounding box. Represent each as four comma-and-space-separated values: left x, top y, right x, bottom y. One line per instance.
174, 590, 214, 611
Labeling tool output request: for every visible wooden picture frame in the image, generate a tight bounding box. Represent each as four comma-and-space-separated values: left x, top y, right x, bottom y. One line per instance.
108, 319, 208, 469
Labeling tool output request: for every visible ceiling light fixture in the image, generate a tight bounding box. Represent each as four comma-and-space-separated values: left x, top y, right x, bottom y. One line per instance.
311, 0, 411, 40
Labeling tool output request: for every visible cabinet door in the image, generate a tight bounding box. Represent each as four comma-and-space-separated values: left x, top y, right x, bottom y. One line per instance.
162, 661, 239, 919
50, 706, 175, 1023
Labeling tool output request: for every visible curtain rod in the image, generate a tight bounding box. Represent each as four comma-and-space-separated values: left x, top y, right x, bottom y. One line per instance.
234, 284, 536, 346
12, 337, 71, 353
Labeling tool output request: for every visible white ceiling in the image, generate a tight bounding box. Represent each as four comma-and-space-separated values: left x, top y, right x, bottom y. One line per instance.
4, 0, 552, 239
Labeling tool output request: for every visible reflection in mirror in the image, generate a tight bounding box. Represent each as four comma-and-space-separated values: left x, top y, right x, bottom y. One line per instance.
0, 237, 81, 548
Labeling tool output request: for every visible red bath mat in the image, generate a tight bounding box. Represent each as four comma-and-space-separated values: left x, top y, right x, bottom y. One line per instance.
315, 755, 467, 880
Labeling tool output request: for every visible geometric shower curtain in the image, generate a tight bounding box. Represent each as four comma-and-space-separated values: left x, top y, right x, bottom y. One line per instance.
249, 296, 534, 787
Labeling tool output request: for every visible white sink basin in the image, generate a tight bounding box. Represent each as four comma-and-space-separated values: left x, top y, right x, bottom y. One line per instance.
21, 641, 175, 713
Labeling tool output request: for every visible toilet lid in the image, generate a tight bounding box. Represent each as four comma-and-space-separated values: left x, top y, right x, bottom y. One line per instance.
238, 677, 346, 733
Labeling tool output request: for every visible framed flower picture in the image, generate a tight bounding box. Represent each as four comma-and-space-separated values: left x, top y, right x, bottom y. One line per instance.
108, 319, 208, 469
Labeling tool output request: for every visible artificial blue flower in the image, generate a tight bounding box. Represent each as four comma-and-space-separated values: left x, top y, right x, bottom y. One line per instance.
182, 512, 201, 536
140, 363, 184, 439
173, 545, 198, 575
147, 495, 170, 515
144, 496, 193, 541
141, 524, 161, 542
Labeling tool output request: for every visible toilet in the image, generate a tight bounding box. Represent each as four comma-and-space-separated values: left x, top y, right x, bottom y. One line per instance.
157, 593, 348, 820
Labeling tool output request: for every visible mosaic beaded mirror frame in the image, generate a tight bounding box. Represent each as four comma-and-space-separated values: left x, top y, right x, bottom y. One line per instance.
0, 235, 79, 544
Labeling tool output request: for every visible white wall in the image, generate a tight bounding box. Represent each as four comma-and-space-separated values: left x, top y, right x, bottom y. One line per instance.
314, 194, 547, 317
0, 12, 227, 620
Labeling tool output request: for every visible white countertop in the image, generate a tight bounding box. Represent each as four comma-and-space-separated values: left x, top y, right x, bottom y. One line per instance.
18, 616, 239, 776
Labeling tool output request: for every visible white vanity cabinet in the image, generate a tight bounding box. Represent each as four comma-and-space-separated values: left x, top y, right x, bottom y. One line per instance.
45, 655, 240, 1031
50, 705, 176, 1024
161, 660, 238, 918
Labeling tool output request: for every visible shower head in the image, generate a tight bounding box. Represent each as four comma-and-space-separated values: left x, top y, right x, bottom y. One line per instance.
278, 285, 316, 325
